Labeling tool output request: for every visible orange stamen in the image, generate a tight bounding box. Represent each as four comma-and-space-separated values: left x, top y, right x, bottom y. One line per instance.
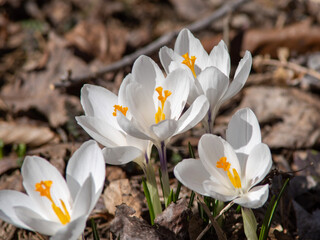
113, 105, 128, 117
155, 86, 171, 124
182, 52, 197, 78
35, 180, 71, 225
216, 157, 242, 189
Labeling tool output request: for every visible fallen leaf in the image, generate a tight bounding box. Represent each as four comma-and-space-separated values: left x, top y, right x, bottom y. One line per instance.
238, 86, 320, 149
105, 166, 127, 183
155, 198, 192, 240
103, 179, 144, 217
0, 157, 19, 175
168, 0, 208, 21
110, 204, 172, 240
65, 20, 127, 63
242, 19, 320, 57
0, 121, 57, 147
1, 32, 87, 127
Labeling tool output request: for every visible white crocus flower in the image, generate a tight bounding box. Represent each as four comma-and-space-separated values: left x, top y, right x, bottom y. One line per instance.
174, 108, 272, 208
116, 55, 209, 148
116, 55, 209, 201
76, 83, 152, 167
160, 28, 252, 133
75, 84, 162, 216
0, 140, 105, 239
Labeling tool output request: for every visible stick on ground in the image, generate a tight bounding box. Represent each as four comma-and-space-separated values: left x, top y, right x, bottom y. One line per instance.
54, 0, 249, 88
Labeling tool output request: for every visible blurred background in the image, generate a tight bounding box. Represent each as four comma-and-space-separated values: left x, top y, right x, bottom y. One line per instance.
0, 0, 320, 239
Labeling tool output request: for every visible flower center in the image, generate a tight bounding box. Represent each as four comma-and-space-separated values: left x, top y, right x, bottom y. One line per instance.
155, 86, 171, 124
113, 105, 128, 117
182, 52, 197, 78
35, 180, 71, 225
216, 157, 241, 189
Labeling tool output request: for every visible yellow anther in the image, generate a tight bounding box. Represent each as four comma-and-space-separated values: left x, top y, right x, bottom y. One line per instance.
155, 86, 172, 124
35, 180, 71, 225
182, 52, 197, 78
113, 105, 128, 117
216, 157, 242, 189
216, 157, 231, 171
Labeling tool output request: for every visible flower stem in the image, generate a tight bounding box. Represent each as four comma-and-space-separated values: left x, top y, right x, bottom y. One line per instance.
157, 141, 170, 206
145, 162, 162, 216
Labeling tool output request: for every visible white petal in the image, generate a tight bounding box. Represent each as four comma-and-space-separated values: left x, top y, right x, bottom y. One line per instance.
125, 81, 156, 128
202, 180, 237, 202
174, 28, 208, 70
187, 75, 204, 105
21, 156, 71, 222
51, 216, 87, 240
15, 206, 62, 235
208, 40, 231, 77
159, 46, 175, 74
221, 51, 252, 102
117, 113, 154, 141
199, 134, 241, 189
245, 143, 272, 188
174, 158, 211, 196
132, 55, 162, 94
80, 84, 119, 128
176, 95, 209, 135
233, 185, 269, 208
66, 140, 105, 201
102, 146, 143, 165
76, 116, 126, 147
197, 67, 229, 110
226, 108, 261, 154
118, 73, 132, 108
71, 175, 95, 219
150, 119, 178, 142
162, 69, 189, 120
126, 135, 151, 153
0, 190, 35, 230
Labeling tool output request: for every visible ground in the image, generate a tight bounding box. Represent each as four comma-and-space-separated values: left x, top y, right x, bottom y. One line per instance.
0, 0, 320, 239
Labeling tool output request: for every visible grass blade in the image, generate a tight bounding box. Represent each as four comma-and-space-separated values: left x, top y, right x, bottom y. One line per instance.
142, 177, 155, 225
91, 218, 100, 240
259, 178, 290, 240
174, 181, 182, 202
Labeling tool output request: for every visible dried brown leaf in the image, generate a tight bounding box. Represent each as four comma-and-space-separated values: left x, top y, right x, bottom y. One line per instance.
0, 121, 56, 147
103, 179, 144, 217
242, 19, 320, 57
239, 86, 320, 149
1, 32, 86, 127
65, 20, 127, 63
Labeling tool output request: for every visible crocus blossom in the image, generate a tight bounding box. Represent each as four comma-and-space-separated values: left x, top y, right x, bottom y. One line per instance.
0, 140, 105, 239
76, 83, 152, 167
115, 55, 209, 201
116, 55, 209, 148
76, 83, 162, 215
160, 28, 252, 133
174, 108, 272, 208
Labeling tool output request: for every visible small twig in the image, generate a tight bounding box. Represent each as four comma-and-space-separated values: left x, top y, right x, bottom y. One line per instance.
196, 194, 234, 240
54, 0, 249, 88
254, 56, 320, 80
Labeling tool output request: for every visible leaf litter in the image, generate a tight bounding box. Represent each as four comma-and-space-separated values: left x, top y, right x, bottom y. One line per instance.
1, 0, 320, 239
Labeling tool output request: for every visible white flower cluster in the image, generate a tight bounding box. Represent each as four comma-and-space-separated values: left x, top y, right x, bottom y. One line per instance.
0, 28, 272, 239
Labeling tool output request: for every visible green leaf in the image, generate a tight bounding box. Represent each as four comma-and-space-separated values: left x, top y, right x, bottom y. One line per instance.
188, 191, 195, 208
167, 189, 174, 206
242, 207, 258, 240
91, 218, 100, 240
174, 181, 182, 203
259, 178, 290, 240
142, 177, 155, 225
